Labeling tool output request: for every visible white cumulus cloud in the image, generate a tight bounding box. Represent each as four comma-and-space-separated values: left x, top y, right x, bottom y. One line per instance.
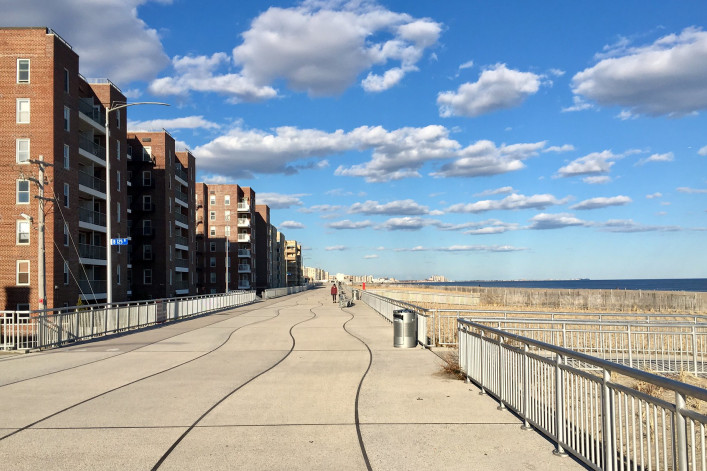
570, 195, 632, 210
151, 1, 441, 100
349, 199, 430, 215
571, 27, 707, 117
447, 193, 569, 213
437, 64, 547, 117
556, 151, 618, 178
3, 0, 170, 85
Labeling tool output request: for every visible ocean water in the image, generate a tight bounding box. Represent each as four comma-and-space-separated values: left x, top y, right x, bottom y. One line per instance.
425, 279, 707, 292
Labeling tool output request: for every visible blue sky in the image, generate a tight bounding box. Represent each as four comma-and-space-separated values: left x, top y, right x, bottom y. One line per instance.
6, 0, 707, 280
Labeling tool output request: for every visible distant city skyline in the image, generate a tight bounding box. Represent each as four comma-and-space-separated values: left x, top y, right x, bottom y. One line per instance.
6, 0, 706, 280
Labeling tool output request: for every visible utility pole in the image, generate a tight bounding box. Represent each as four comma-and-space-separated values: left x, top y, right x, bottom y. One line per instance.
27, 155, 52, 311
225, 238, 229, 293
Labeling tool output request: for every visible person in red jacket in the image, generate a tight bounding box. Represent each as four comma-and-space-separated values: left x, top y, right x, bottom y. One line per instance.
331, 282, 338, 303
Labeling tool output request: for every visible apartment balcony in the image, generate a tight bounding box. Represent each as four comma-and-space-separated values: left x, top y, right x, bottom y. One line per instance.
175, 258, 189, 269
175, 235, 189, 248
78, 134, 105, 162
238, 280, 250, 290
174, 280, 189, 291
237, 203, 249, 212
237, 233, 251, 243
238, 264, 251, 273
78, 243, 107, 261
175, 167, 188, 183
237, 218, 250, 228
78, 171, 106, 195
78, 207, 106, 227
174, 212, 188, 226
238, 249, 250, 258
175, 190, 189, 205
78, 98, 103, 125
78, 279, 107, 295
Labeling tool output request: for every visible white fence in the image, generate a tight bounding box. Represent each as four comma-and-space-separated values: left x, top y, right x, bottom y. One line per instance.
1, 290, 255, 351
459, 319, 707, 471
359, 290, 707, 470
262, 284, 313, 300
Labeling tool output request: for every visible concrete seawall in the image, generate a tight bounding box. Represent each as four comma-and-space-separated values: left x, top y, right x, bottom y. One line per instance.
366, 284, 707, 313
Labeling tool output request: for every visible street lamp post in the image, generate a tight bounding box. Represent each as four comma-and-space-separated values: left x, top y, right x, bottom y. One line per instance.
105, 101, 169, 305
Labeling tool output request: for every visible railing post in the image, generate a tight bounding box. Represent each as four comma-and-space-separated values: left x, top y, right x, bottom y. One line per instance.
692, 325, 698, 375
553, 353, 566, 456
602, 368, 614, 471
521, 343, 532, 430
497, 336, 506, 410
627, 324, 633, 369
675, 391, 688, 471
479, 331, 486, 395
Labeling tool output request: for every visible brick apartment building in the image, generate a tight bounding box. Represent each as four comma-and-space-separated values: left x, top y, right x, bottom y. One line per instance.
254, 204, 271, 291
126, 131, 196, 299
285, 240, 302, 287
1, 27, 308, 310
0, 27, 130, 309
195, 183, 258, 293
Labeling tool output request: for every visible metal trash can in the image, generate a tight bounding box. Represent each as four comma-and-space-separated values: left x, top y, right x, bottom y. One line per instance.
393, 309, 417, 348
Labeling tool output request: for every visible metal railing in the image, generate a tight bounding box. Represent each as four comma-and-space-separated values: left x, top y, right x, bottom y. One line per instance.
78, 134, 105, 160
78, 243, 107, 260
1, 290, 255, 351
262, 284, 313, 299
78, 207, 106, 226
459, 319, 707, 471
361, 293, 707, 374
174, 212, 188, 225
78, 170, 106, 193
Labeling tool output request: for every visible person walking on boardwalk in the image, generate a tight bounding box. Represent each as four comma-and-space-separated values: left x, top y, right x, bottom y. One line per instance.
331, 282, 338, 303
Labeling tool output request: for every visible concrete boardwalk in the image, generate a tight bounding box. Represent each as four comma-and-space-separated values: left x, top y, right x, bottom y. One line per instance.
0, 290, 585, 470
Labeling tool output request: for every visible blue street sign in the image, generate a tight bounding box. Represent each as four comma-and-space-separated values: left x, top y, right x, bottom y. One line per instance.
110, 238, 129, 246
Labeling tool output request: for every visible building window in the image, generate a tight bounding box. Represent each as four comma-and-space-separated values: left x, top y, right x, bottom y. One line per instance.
63, 68, 69, 93
210, 242, 216, 252
143, 195, 152, 211
116, 140, 121, 160
116, 110, 121, 130
143, 220, 152, 236
17, 59, 30, 83
143, 244, 153, 260
210, 211, 216, 221
142, 171, 151, 187
224, 195, 230, 205
225, 210, 231, 221
210, 194, 216, 205
16, 260, 30, 285
64, 261, 69, 285
63, 183, 70, 208
144, 269, 152, 285
63, 144, 70, 169
17, 220, 30, 245
210, 226, 216, 236
63, 107, 70, 131
117, 264, 121, 285
64, 223, 69, 246
142, 146, 152, 162
117, 202, 121, 223
16, 139, 30, 164
17, 99, 30, 123
17, 180, 30, 204
210, 272, 217, 283
225, 226, 231, 236
116, 170, 121, 192
210, 257, 216, 267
